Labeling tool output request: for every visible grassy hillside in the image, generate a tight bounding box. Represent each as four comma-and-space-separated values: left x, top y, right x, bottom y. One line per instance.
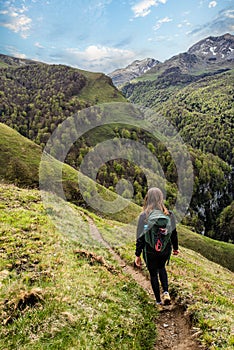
94, 216, 234, 349
0, 184, 156, 350
0, 123, 41, 187
76, 69, 124, 104
0, 122, 140, 223
0, 183, 233, 349
175, 224, 234, 272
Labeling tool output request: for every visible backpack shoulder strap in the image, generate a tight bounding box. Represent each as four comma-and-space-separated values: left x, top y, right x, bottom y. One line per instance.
147, 209, 171, 230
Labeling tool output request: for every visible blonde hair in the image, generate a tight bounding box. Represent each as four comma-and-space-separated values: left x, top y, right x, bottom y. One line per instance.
143, 187, 169, 217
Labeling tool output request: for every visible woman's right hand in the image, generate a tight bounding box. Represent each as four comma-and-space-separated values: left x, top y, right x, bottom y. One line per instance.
134, 256, 142, 268
173, 250, 179, 255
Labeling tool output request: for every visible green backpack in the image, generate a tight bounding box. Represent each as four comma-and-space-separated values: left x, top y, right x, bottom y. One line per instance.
140, 210, 172, 265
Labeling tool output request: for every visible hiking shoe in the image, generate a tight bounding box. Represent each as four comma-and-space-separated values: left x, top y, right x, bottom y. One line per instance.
162, 292, 171, 305
156, 302, 164, 312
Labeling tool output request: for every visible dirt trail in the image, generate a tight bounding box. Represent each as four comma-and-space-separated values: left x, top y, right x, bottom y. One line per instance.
87, 218, 204, 350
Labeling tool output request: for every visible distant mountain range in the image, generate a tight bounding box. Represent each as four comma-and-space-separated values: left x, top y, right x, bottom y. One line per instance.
109, 33, 234, 87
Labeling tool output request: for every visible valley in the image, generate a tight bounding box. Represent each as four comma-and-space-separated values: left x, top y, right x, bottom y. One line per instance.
0, 32, 233, 349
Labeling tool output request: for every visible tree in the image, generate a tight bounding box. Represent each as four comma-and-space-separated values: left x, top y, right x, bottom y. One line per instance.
216, 202, 234, 243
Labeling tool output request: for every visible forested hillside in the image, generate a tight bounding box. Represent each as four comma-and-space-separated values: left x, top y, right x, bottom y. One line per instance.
122, 69, 233, 165
0, 58, 125, 147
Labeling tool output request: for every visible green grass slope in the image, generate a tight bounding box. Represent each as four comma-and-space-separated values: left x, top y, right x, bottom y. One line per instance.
0, 122, 140, 223
1, 184, 233, 349
0, 184, 156, 350
177, 224, 234, 272
94, 216, 234, 349
76, 69, 125, 104
0, 123, 41, 187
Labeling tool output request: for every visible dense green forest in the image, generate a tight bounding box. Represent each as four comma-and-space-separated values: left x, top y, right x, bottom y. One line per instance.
0, 62, 124, 148
0, 57, 233, 242
122, 69, 234, 165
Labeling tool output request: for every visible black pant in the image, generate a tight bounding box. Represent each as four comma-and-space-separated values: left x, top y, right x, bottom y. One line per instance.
145, 245, 170, 303
150, 267, 168, 302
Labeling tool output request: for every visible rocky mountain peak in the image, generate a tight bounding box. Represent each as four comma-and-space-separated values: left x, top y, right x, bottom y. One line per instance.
124, 58, 159, 73
188, 33, 234, 62
108, 58, 160, 87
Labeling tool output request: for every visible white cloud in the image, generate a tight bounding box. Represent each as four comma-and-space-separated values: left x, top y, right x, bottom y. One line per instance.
189, 9, 234, 37
3, 15, 32, 38
225, 9, 234, 18
132, 0, 156, 18
0, 5, 32, 38
5, 46, 27, 59
132, 0, 167, 18
208, 1, 217, 8
35, 42, 45, 49
64, 45, 136, 73
153, 16, 172, 30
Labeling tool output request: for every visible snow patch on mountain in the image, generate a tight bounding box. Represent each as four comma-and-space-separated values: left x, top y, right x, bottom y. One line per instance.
188, 33, 234, 62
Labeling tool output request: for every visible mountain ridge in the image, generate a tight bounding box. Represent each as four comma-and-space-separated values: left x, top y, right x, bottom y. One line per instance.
109, 33, 234, 87
188, 32, 234, 61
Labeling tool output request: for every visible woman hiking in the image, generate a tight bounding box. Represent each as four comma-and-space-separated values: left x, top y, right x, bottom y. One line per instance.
134, 187, 179, 309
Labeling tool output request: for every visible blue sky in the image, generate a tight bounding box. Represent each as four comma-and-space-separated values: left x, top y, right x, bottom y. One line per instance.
0, 0, 233, 73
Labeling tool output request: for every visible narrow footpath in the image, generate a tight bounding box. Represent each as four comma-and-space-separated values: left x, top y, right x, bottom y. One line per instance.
87, 217, 204, 350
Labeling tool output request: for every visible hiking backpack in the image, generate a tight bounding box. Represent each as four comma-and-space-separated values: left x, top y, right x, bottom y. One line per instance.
141, 209, 172, 254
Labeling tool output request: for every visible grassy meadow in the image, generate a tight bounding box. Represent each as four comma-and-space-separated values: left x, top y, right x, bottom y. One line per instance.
0, 184, 157, 350
94, 215, 234, 350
